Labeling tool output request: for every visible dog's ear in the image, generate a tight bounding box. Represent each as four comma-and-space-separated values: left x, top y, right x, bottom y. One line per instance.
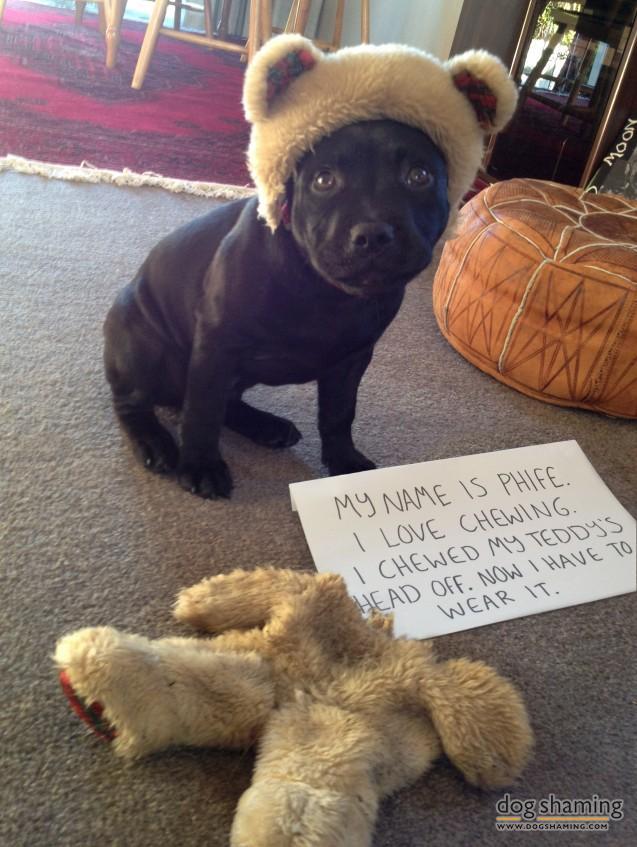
243, 34, 323, 123
445, 50, 518, 133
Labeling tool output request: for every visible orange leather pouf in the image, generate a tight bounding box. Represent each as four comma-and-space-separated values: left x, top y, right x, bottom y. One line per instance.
433, 178, 637, 418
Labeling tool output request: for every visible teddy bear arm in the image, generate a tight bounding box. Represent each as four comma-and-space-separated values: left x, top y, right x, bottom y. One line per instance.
420, 658, 533, 789
174, 567, 314, 632
55, 627, 275, 759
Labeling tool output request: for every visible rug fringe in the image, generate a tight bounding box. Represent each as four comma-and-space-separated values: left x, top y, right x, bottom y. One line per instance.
0, 155, 256, 200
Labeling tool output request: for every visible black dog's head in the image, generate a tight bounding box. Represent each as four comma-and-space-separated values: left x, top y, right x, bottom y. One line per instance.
286, 120, 449, 297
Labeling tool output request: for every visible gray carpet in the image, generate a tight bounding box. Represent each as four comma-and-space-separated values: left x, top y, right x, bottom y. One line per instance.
2, 170, 635, 847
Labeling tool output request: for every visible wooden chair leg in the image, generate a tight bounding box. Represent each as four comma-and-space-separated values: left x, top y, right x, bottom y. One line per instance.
0, 0, 6, 26
247, 0, 271, 63
259, 0, 271, 45
284, 0, 298, 33
131, 0, 170, 87
106, 0, 126, 69
332, 0, 344, 48
286, 0, 310, 34
174, 0, 182, 31
216, 0, 232, 38
203, 0, 214, 38
98, 2, 107, 35
246, 0, 260, 63
360, 0, 369, 43
296, 0, 310, 33
75, 1, 87, 26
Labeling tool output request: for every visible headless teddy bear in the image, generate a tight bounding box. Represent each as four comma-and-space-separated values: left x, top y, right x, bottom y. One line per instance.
55, 568, 533, 847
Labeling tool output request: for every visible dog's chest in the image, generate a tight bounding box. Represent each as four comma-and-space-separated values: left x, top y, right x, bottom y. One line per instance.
237, 289, 402, 386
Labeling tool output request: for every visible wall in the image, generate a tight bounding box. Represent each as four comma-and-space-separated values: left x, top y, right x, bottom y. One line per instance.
318, 0, 465, 59
450, 0, 530, 65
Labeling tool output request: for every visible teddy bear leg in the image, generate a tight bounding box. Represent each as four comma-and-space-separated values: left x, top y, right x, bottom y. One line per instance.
421, 658, 533, 788
174, 567, 314, 632
231, 700, 381, 847
54, 627, 275, 759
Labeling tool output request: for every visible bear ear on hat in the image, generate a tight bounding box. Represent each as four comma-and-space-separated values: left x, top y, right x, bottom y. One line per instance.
445, 50, 518, 133
243, 34, 323, 124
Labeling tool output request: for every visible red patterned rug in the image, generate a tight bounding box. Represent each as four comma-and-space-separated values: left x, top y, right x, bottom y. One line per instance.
0, 1, 251, 184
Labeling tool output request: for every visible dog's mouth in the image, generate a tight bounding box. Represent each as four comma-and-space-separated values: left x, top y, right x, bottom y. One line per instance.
318, 252, 432, 297
328, 270, 413, 297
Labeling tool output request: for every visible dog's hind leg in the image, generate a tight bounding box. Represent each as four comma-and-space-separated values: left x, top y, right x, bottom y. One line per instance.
103, 298, 180, 474
225, 397, 302, 448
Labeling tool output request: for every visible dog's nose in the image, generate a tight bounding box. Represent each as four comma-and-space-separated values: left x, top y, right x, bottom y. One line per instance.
350, 222, 395, 254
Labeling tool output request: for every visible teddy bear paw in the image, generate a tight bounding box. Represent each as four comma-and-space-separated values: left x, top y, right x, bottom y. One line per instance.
457, 748, 530, 790
173, 579, 223, 630
54, 627, 123, 743
424, 659, 533, 789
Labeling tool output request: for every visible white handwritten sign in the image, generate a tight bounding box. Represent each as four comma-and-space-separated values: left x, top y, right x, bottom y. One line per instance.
290, 441, 636, 638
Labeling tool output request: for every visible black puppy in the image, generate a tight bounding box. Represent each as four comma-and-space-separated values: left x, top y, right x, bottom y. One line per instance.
103, 120, 449, 498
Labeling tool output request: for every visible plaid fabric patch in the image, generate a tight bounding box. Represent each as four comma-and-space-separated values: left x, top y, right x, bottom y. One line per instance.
453, 70, 498, 130
267, 49, 316, 103
59, 670, 116, 743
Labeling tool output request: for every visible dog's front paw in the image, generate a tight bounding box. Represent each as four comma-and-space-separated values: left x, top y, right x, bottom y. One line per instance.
178, 458, 234, 499
130, 425, 179, 474
323, 447, 376, 477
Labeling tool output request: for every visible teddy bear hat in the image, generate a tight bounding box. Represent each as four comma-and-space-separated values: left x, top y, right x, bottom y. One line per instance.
243, 34, 518, 231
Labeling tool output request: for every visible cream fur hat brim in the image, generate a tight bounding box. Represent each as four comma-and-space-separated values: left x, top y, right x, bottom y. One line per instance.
243, 35, 518, 231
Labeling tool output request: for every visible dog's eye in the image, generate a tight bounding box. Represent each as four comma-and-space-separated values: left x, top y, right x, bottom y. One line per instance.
312, 170, 337, 192
405, 166, 432, 188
